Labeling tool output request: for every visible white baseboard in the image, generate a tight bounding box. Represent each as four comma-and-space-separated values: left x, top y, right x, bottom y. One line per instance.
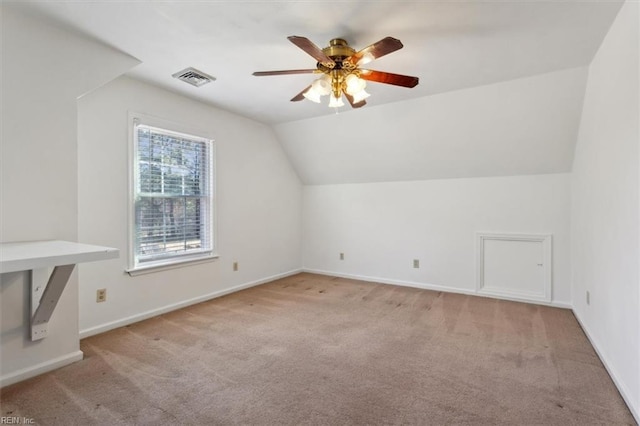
572, 309, 639, 424
0, 350, 83, 388
8, 268, 635, 424
303, 268, 573, 309
305, 268, 478, 295
79, 269, 302, 339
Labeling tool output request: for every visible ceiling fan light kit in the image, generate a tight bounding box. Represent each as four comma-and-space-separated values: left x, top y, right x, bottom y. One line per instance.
253, 36, 419, 109
328, 94, 345, 108
302, 75, 331, 103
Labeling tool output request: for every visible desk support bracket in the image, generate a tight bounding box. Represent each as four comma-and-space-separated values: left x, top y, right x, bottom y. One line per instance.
2, 240, 118, 341
30, 264, 76, 341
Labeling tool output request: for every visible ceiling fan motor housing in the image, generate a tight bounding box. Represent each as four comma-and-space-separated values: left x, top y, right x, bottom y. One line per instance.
322, 38, 356, 61
318, 39, 360, 97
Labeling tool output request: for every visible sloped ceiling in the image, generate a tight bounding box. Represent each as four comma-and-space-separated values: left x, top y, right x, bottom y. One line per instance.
275, 67, 588, 184
9, 1, 622, 125
6, 1, 625, 184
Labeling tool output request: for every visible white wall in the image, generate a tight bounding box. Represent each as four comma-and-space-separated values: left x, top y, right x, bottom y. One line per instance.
571, 1, 639, 419
2, 9, 637, 422
77, 76, 302, 336
0, 7, 138, 385
275, 67, 587, 185
303, 174, 571, 306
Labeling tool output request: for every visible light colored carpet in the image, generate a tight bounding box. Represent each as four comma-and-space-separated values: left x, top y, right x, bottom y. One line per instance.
1, 273, 635, 425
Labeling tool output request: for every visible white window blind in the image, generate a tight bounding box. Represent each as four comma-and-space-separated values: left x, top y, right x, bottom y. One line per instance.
132, 123, 214, 268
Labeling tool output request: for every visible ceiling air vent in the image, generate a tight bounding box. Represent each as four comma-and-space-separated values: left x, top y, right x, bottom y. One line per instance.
172, 67, 216, 87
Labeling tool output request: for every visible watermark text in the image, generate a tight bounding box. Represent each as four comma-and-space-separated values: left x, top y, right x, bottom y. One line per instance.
0, 417, 35, 424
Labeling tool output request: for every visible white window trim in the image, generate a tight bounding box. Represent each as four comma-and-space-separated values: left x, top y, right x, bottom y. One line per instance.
126, 111, 218, 276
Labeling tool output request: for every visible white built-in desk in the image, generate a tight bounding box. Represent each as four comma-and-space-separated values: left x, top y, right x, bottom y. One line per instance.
0, 240, 119, 341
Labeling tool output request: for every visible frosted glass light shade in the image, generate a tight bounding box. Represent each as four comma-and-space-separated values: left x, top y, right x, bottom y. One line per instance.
352, 89, 370, 104
328, 95, 344, 108
358, 52, 375, 65
345, 74, 366, 96
303, 87, 322, 103
312, 76, 331, 96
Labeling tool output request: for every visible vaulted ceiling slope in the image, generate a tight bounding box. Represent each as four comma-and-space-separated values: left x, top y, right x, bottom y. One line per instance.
275, 67, 588, 184
9, 1, 623, 125
7, 1, 625, 185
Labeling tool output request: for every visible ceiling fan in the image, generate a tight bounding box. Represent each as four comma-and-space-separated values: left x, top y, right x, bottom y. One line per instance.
253, 36, 419, 109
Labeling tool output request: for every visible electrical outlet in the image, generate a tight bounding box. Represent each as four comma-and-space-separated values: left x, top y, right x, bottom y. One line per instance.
96, 289, 107, 303
233, 261, 238, 271
586, 291, 590, 305
339, 253, 344, 260
413, 259, 420, 268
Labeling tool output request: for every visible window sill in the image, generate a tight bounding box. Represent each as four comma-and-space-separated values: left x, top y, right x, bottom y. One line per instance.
126, 254, 219, 276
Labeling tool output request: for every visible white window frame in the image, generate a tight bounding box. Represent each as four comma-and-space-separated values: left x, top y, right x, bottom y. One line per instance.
126, 112, 217, 276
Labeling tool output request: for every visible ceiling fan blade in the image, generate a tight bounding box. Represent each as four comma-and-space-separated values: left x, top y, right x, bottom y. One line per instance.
344, 93, 366, 109
253, 69, 318, 76
288, 36, 335, 66
359, 70, 419, 88
291, 85, 311, 102
347, 37, 404, 66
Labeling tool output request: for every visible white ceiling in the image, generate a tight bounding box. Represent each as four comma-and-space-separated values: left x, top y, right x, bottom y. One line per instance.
11, 0, 623, 125
275, 66, 588, 184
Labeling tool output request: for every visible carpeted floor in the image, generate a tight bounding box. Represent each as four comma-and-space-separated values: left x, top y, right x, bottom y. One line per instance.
1, 273, 635, 425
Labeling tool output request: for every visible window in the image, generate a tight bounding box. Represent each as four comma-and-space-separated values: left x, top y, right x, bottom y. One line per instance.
129, 115, 215, 273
